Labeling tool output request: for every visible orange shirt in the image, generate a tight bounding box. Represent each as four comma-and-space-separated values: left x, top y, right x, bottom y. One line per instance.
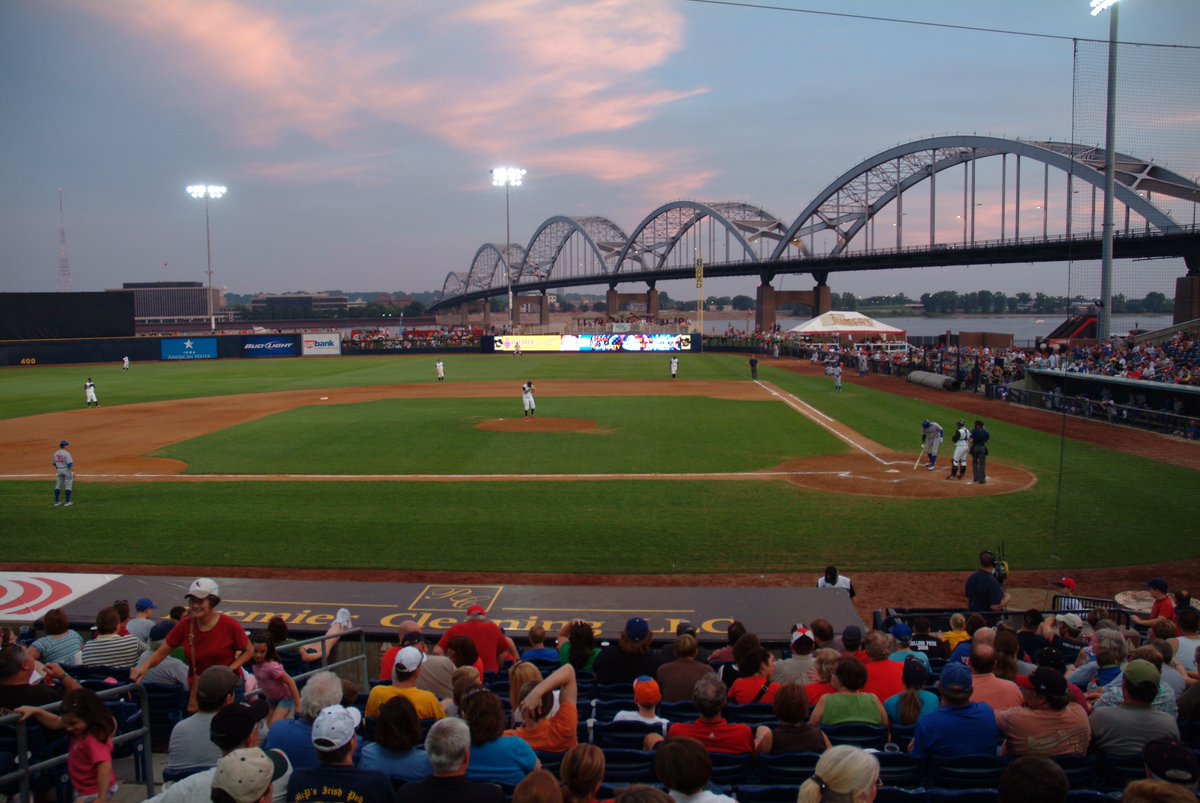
504, 700, 578, 753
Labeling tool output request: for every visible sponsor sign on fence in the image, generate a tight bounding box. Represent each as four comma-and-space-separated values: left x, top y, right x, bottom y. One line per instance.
161, 337, 217, 361
242, 335, 298, 358
493, 334, 693, 353
301, 332, 342, 356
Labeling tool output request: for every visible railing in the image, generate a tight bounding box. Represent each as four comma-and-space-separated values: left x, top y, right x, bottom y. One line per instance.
272, 626, 370, 690
0, 683, 154, 803
1006, 386, 1196, 439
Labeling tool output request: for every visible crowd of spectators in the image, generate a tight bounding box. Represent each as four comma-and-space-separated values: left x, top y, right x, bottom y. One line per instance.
4, 569, 1200, 802
344, 327, 482, 351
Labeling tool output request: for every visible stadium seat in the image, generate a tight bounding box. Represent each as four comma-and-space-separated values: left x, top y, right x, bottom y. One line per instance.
875, 789, 930, 803
105, 700, 146, 781
278, 649, 305, 677
926, 790, 998, 803
141, 682, 188, 751
926, 755, 1008, 790
889, 724, 918, 752
594, 699, 638, 721
756, 751, 821, 784
659, 701, 699, 721
877, 753, 923, 787
596, 683, 635, 702
821, 724, 890, 750
724, 703, 776, 725
1050, 755, 1099, 789
162, 765, 212, 784
0, 722, 70, 801
536, 750, 566, 776
1099, 753, 1145, 789
592, 720, 665, 749
708, 752, 754, 786
601, 749, 656, 783
734, 784, 802, 802
1065, 793, 1122, 802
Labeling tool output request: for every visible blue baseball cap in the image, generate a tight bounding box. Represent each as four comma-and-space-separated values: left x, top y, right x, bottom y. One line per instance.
889, 623, 913, 642
939, 662, 973, 692
59, 440, 69, 447
624, 617, 650, 642
135, 598, 156, 612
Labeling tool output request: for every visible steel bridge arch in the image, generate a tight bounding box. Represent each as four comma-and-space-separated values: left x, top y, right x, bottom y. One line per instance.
463, 242, 526, 297
518, 215, 630, 284
439, 272, 468, 299
613, 201, 784, 278
770, 135, 1188, 261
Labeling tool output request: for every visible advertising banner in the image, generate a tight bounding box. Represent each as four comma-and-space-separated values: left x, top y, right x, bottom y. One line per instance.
492, 333, 692, 353
160, 337, 217, 361
242, 335, 298, 358
301, 332, 342, 356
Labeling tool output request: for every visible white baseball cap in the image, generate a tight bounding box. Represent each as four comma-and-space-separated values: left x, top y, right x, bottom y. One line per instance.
395, 646, 425, 674
211, 748, 288, 803
187, 577, 220, 600
311, 705, 362, 752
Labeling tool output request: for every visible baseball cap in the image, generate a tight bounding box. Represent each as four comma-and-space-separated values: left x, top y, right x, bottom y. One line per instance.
59, 440, 69, 447
939, 662, 973, 692
1027, 667, 1068, 698
633, 676, 662, 707
135, 598, 156, 612
187, 577, 220, 600
922, 420, 930, 428
1054, 578, 1076, 593
1123, 658, 1161, 688
466, 605, 487, 617
148, 620, 175, 642
211, 747, 288, 803
399, 631, 425, 647
1146, 578, 1169, 593
196, 666, 240, 707
1058, 613, 1083, 632
394, 646, 425, 674
889, 623, 913, 642
312, 705, 362, 752
791, 624, 814, 644
901, 656, 928, 688
210, 699, 271, 750
624, 617, 650, 642
675, 621, 698, 636
842, 625, 863, 646
1143, 737, 1200, 784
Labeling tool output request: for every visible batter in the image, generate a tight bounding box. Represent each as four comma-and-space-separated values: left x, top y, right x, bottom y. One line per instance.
921, 420, 943, 470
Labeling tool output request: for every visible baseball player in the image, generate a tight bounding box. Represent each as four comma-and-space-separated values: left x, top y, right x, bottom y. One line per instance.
122, 356, 130, 370
670, 356, 679, 380
948, 419, 970, 479
521, 381, 536, 417
921, 419, 943, 470
84, 378, 98, 408
435, 359, 445, 382
52, 440, 74, 507
832, 362, 843, 392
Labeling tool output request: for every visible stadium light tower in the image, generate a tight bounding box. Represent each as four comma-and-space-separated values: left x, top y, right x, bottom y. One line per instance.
186, 184, 227, 333
491, 167, 525, 330
1090, 0, 1119, 340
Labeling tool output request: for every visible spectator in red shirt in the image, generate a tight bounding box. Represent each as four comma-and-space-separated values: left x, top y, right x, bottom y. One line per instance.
840, 626, 869, 665
645, 676, 753, 755
434, 606, 518, 674
132, 578, 252, 686
727, 644, 780, 705
1133, 579, 1177, 628
862, 631, 905, 704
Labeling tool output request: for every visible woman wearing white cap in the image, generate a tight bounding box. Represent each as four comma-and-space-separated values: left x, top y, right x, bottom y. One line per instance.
131, 577, 253, 692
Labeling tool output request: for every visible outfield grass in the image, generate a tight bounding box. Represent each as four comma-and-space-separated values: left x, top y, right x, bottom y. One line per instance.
1, 353, 1193, 572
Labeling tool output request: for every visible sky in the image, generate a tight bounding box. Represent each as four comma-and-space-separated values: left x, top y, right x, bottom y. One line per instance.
1, 0, 1198, 304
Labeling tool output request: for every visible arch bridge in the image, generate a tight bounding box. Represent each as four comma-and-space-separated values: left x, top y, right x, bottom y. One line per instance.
432, 135, 1200, 331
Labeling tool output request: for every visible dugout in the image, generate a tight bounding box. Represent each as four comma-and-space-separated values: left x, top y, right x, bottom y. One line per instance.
1023, 368, 1200, 417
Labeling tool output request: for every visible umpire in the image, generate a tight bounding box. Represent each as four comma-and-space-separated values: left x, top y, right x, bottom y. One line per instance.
969, 420, 990, 485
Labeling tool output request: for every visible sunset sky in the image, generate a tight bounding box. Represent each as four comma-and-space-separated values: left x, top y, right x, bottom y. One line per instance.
2, 0, 1197, 303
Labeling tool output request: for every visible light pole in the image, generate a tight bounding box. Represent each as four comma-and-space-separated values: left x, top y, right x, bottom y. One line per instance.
491, 167, 525, 331
186, 184, 227, 333
1091, 0, 1119, 340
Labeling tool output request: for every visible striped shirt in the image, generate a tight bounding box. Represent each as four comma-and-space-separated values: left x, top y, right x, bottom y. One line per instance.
31, 632, 84, 665
81, 634, 144, 668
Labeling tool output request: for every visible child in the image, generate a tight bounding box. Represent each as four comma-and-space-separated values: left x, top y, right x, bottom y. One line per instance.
611, 676, 669, 735
248, 631, 302, 724
18, 688, 117, 803
940, 613, 970, 653
521, 625, 558, 663
908, 618, 946, 661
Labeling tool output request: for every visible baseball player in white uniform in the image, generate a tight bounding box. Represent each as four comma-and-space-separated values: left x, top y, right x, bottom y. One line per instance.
832, 363, 843, 392
921, 420, 943, 470
521, 381, 536, 417
122, 356, 130, 370
948, 419, 970, 480
435, 359, 445, 382
84, 378, 98, 407
670, 357, 679, 379
53, 440, 74, 507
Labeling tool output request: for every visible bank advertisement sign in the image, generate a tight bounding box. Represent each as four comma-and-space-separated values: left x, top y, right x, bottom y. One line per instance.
242, 335, 298, 358
301, 332, 342, 356
160, 337, 217, 361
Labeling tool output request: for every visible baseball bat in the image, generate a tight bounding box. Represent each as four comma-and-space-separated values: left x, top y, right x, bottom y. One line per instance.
913, 446, 926, 470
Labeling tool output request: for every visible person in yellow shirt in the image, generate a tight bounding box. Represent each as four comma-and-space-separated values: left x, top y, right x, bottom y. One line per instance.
365, 646, 446, 720
941, 613, 971, 653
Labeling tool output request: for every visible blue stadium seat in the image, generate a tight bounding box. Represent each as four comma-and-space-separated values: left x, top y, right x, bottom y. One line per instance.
594, 699, 638, 721
756, 752, 821, 784
877, 753, 923, 787
659, 701, 699, 721
142, 682, 189, 750
876, 789, 930, 803
926, 790, 997, 803
821, 724, 890, 750
592, 720, 664, 749
889, 724, 918, 752
536, 750, 566, 776
1050, 755, 1099, 789
601, 749, 656, 783
734, 784, 801, 802
1099, 753, 1144, 789
724, 703, 776, 725
596, 683, 635, 702
708, 752, 753, 786
926, 755, 1008, 790
1065, 793, 1122, 802
162, 765, 212, 784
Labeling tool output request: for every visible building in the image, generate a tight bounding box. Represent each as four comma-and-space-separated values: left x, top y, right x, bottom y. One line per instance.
249, 293, 364, 317
108, 282, 224, 325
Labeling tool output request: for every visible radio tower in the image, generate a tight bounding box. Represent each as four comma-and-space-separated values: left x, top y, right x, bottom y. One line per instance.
57, 188, 72, 292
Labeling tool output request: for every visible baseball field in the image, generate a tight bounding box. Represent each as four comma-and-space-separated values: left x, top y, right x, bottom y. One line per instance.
0, 351, 1194, 575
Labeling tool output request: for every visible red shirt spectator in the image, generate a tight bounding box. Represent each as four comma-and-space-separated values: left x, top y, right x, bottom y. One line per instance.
434, 606, 516, 674
667, 720, 753, 755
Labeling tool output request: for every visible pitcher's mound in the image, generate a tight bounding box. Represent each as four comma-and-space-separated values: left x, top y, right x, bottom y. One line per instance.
476, 418, 605, 434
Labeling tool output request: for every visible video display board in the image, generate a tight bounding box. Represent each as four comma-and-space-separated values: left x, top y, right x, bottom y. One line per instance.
493, 334, 692, 353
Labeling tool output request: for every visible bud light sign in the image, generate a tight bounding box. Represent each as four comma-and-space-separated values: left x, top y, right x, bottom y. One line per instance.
301, 332, 342, 356
241, 335, 298, 358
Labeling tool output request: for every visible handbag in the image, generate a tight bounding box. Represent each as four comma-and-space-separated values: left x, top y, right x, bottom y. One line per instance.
186, 619, 200, 714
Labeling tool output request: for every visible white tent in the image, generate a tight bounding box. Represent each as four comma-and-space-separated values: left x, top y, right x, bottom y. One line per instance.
787, 311, 906, 341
